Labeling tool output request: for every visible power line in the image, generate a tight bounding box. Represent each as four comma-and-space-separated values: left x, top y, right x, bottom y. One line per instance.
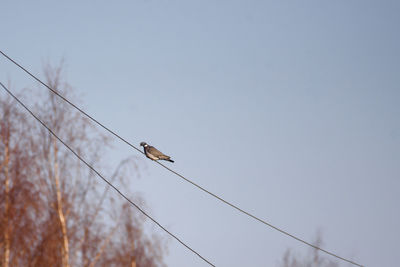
0, 81, 215, 267
0, 50, 363, 267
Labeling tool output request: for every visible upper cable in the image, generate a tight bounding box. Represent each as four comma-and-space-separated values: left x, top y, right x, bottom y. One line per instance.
0, 50, 363, 267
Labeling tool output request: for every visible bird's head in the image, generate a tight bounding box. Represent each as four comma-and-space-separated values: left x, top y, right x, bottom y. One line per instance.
140, 142, 147, 147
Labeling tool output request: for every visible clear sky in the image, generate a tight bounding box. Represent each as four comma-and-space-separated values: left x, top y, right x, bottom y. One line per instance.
1, 1, 399, 266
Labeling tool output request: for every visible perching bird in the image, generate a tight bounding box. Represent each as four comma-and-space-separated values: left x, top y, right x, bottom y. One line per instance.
140, 142, 174, 162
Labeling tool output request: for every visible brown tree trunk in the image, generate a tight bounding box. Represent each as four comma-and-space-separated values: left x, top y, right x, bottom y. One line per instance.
130, 240, 136, 267
52, 137, 70, 267
3, 135, 10, 267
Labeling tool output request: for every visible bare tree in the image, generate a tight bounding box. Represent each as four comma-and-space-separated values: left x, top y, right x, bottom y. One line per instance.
279, 232, 339, 267
0, 64, 166, 266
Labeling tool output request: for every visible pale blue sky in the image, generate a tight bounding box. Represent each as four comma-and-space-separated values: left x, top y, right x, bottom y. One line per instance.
1, 1, 399, 266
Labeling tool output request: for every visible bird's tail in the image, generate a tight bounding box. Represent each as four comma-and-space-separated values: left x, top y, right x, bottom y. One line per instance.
159, 155, 174, 163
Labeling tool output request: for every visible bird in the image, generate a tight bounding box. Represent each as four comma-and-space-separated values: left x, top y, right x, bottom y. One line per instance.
140, 142, 174, 162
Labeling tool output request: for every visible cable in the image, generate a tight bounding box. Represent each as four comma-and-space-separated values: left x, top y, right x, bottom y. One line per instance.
0, 81, 215, 267
0, 50, 363, 267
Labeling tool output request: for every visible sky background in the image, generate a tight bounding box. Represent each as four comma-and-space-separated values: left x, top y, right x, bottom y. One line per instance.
1, 1, 399, 266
